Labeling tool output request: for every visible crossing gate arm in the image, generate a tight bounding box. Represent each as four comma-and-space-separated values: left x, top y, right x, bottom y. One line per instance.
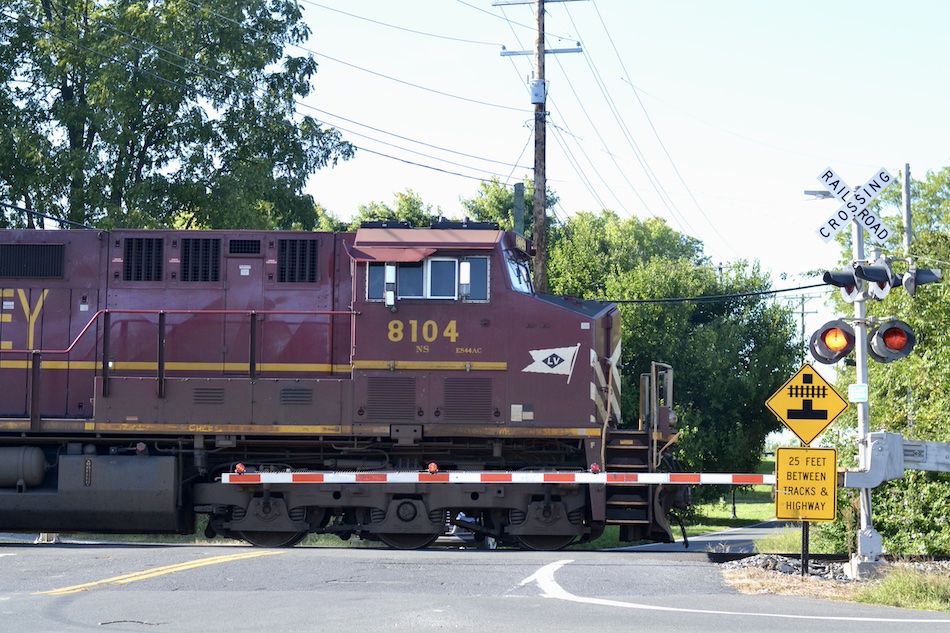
220, 471, 777, 485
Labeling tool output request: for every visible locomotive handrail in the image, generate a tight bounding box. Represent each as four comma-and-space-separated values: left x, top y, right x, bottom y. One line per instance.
0, 309, 107, 356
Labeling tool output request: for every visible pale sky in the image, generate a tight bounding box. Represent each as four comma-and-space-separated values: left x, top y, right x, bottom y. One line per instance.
295, 0, 949, 325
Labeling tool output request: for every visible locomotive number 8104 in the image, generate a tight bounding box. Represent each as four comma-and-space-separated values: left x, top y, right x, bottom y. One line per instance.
0, 221, 682, 549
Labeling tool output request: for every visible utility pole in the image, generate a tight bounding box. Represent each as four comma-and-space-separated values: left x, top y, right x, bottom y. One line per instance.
903, 163, 912, 254
795, 294, 819, 364
532, 0, 548, 292
497, 0, 582, 293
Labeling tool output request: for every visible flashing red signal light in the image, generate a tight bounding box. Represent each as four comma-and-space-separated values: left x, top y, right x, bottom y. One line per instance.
809, 319, 855, 364
883, 328, 908, 349
824, 328, 851, 352
868, 320, 916, 363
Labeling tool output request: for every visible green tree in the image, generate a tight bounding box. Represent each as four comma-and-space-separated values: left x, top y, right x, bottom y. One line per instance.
459, 177, 558, 235
348, 189, 445, 229
546, 211, 798, 475
0, 0, 353, 229
548, 211, 701, 298
309, 203, 348, 232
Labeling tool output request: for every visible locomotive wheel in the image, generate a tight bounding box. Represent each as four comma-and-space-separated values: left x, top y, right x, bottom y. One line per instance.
516, 534, 576, 551
237, 530, 309, 548
378, 533, 440, 550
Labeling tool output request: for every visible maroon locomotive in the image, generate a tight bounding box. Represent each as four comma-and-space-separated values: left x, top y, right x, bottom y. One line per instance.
0, 222, 680, 549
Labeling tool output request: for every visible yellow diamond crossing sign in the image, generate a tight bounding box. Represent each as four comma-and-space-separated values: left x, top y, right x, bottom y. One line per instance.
766, 364, 848, 446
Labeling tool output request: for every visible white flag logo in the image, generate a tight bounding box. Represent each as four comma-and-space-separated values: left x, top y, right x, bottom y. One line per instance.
522, 344, 581, 382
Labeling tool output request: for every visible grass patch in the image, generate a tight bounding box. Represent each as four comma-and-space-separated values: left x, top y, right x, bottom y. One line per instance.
753, 527, 802, 554
854, 567, 950, 612
685, 485, 776, 536
685, 457, 777, 534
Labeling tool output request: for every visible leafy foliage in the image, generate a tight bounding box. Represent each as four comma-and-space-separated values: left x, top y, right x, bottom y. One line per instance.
347, 189, 444, 229
0, 0, 353, 228
459, 177, 558, 236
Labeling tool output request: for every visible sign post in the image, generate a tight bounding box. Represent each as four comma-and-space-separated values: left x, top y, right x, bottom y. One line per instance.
767, 364, 847, 575
812, 166, 898, 577
775, 446, 838, 577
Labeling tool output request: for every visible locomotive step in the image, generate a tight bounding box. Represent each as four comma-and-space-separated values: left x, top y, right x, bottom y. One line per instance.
606, 499, 649, 508
605, 440, 649, 449
603, 460, 649, 470
605, 508, 650, 523
605, 492, 649, 504
606, 434, 649, 448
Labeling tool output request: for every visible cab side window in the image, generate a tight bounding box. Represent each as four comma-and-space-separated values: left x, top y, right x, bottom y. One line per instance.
367, 256, 489, 302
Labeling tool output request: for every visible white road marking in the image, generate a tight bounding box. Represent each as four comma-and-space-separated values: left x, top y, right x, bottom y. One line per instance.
521, 560, 950, 623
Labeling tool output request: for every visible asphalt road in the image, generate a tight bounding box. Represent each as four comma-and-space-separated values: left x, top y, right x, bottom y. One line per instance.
622, 520, 798, 553
2, 539, 949, 633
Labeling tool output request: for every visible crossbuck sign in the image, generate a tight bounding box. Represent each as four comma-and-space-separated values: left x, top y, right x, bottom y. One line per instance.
815, 167, 896, 244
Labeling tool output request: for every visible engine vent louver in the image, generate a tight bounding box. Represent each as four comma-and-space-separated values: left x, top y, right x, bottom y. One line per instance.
193, 387, 225, 404
278, 239, 318, 283
229, 239, 261, 255
443, 377, 492, 422
0, 243, 66, 278
123, 238, 163, 281
181, 238, 221, 282
280, 388, 314, 405
366, 377, 416, 421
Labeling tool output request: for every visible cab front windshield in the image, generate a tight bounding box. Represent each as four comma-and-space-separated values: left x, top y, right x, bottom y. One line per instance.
506, 250, 534, 294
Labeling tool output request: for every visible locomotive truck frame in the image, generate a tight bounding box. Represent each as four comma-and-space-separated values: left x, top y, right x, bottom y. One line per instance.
0, 223, 683, 549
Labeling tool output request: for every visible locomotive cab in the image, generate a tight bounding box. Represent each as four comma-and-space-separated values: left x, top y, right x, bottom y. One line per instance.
347, 222, 620, 450
339, 223, 625, 549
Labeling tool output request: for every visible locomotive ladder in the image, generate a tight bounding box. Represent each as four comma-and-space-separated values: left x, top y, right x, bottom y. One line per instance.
603, 428, 654, 541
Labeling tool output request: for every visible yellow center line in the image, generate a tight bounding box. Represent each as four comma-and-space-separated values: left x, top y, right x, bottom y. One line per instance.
36, 550, 283, 596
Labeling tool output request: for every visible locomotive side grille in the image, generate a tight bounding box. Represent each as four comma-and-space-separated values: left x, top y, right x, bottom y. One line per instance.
278, 239, 318, 283
123, 238, 163, 281
181, 238, 221, 282
366, 377, 416, 421
443, 378, 492, 422
0, 243, 65, 278
228, 239, 261, 255
280, 388, 314, 405
193, 387, 225, 404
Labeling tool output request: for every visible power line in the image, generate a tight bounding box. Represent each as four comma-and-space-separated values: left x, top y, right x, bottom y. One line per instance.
604, 282, 829, 305
309, 49, 529, 113
0, 202, 95, 229
303, 1, 501, 46
560, 5, 697, 238
588, 0, 737, 258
